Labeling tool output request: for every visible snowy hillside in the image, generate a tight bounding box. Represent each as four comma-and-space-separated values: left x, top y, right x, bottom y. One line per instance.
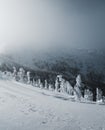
0, 79, 105, 130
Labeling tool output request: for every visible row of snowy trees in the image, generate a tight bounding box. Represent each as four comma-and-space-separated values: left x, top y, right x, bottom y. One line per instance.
0, 66, 105, 103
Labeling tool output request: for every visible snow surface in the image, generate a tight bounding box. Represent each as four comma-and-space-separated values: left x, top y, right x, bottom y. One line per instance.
0, 79, 105, 130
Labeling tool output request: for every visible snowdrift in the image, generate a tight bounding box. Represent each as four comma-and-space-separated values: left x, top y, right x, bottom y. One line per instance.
0, 79, 105, 130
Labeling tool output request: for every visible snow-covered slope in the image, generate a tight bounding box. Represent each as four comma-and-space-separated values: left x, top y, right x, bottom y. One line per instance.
0, 79, 105, 130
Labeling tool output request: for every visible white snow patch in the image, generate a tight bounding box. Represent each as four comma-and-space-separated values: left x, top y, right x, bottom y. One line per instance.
0, 79, 105, 130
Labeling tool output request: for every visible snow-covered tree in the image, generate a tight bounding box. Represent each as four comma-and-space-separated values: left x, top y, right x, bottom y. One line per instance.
60, 78, 66, 93
18, 67, 25, 82
38, 78, 41, 86
76, 74, 82, 87
55, 75, 62, 92
84, 89, 93, 101
34, 80, 38, 87
44, 80, 48, 89
74, 74, 83, 101
66, 81, 74, 95
96, 88, 102, 102
13, 66, 17, 80
37, 78, 43, 88
27, 71, 31, 84
48, 84, 54, 91
55, 78, 59, 91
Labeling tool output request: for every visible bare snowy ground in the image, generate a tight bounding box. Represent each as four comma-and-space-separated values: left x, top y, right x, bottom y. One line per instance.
0, 79, 105, 130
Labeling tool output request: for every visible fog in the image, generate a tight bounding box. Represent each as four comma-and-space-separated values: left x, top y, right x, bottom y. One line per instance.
0, 0, 105, 55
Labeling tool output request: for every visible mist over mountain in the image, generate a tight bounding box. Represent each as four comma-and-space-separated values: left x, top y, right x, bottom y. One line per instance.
1, 47, 105, 78
0, 0, 105, 75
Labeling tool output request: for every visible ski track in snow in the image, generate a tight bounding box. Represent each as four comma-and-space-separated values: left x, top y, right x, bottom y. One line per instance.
0, 79, 105, 130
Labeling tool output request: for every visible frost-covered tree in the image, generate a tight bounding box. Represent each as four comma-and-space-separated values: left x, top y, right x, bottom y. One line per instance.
60, 78, 66, 93
66, 81, 74, 95
27, 71, 31, 84
96, 88, 102, 102
74, 74, 83, 101
55, 75, 62, 92
18, 67, 25, 82
44, 80, 48, 89
48, 84, 54, 91
37, 78, 43, 88
34, 80, 38, 87
76, 74, 82, 87
84, 89, 93, 101
13, 66, 17, 80
38, 78, 41, 87
55, 78, 59, 91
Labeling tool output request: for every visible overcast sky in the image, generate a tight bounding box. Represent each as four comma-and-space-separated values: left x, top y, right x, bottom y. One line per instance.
0, 0, 105, 54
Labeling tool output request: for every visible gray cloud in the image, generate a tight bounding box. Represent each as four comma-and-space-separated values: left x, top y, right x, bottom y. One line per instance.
0, 0, 105, 54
